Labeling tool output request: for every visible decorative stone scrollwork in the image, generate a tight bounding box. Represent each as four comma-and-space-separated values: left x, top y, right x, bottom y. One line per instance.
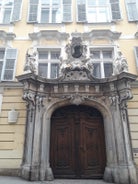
119, 90, 133, 104
23, 92, 35, 106
119, 90, 132, 122
36, 95, 44, 110
113, 48, 128, 75
64, 70, 90, 81
109, 96, 119, 106
59, 36, 94, 77
62, 94, 88, 105
24, 47, 38, 75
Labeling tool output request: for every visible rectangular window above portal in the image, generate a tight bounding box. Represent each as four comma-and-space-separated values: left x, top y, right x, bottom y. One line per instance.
90, 47, 115, 78
37, 48, 61, 78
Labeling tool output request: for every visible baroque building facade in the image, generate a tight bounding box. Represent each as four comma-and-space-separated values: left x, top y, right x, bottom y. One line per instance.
0, 0, 138, 184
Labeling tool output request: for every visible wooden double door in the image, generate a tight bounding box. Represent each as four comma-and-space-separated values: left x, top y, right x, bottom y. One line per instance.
50, 105, 106, 179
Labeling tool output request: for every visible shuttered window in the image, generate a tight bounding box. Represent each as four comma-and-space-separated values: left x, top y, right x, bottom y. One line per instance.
38, 49, 60, 78
0, 0, 22, 24
0, 48, 18, 81
77, 0, 121, 23
28, 0, 72, 23
125, 0, 138, 21
134, 47, 138, 68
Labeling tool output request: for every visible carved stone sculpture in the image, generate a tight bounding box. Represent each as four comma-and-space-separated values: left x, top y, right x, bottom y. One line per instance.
59, 36, 94, 77
113, 49, 128, 75
24, 47, 38, 75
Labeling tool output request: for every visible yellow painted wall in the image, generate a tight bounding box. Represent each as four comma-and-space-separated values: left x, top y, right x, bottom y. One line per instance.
128, 88, 138, 165
0, 89, 26, 168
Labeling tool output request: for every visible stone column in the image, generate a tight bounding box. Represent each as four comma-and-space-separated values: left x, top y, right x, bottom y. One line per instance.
29, 95, 44, 180
21, 92, 36, 180
104, 95, 120, 183
118, 92, 137, 184
106, 89, 138, 184
40, 101, 54, 181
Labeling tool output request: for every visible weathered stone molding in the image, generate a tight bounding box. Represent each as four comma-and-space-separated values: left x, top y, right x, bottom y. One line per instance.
29, 30, 69, 42
0, 30, 16, 41
82, 29, 121, 41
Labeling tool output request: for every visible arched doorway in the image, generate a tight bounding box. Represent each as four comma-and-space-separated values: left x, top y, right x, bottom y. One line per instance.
50, 105, 106, 179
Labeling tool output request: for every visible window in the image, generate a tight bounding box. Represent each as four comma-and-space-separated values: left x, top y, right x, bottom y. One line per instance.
0, 0, 22, 24
134, 47, 138, 68
0, 48, 18, 81
28, 0, 72, 23
77, 0, 121, 23
90, 47, 114, 78
125, 0, 138, 21
38, 49, 60, 78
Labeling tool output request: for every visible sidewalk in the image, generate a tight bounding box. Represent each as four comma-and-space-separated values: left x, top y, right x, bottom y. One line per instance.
0, 176, 114, 184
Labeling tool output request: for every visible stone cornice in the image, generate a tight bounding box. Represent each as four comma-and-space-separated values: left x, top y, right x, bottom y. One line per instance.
17, 72, 137, 86
29, 30, 69, 41
82, 29, 121, 40
0, 30, 16, 41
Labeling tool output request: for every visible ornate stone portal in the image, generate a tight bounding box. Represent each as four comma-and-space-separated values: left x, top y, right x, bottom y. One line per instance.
17, 36, 138, 184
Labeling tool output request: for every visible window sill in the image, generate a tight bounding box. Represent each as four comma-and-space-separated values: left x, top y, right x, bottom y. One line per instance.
30, 22, 72, 26
0, 23, 13, 26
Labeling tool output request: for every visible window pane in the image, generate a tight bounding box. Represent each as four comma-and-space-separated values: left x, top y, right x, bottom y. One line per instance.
41, 8, 49, 23
41, 0, 50, 5
77, 0, 86, 22
104, 63, 113, 77
3, 8, 11, 24
5, 0, 13, 6
52, 8, 61, 23
128, 3, 138, 20
6, 49, 17, 59
39, 51, 48, 59
0, 50, 5, 59
51, 63, 59, 78
51, 51, 60, 59
87, 0, 96, 6
3, 59, 15, 80
93, 63, 101, 78
5, 59, 14, 69
3, 70, 13, 80
63, 5, 71, 22
91, 51, 100, 59
38, 63, 48, 77
103, 51, 112, 59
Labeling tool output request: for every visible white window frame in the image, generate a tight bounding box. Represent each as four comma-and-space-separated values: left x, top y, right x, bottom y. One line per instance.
76, 0, 121, 23
37, 48, 61, 78
90, 46, 115, 78
0, 0, 13, 24
0, 0, 22, 24
28, 0, 72, 23
39, 0, 62, 23
125, 0, 138, 21
0, 48, 18, 81
86, 0, 111, 23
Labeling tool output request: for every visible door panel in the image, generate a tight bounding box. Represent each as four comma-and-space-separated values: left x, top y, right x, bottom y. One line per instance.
50, 105, 106, 179
50, 115, 76, 177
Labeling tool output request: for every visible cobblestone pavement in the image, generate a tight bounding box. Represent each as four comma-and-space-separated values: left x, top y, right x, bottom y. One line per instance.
0, 176, 114, 184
